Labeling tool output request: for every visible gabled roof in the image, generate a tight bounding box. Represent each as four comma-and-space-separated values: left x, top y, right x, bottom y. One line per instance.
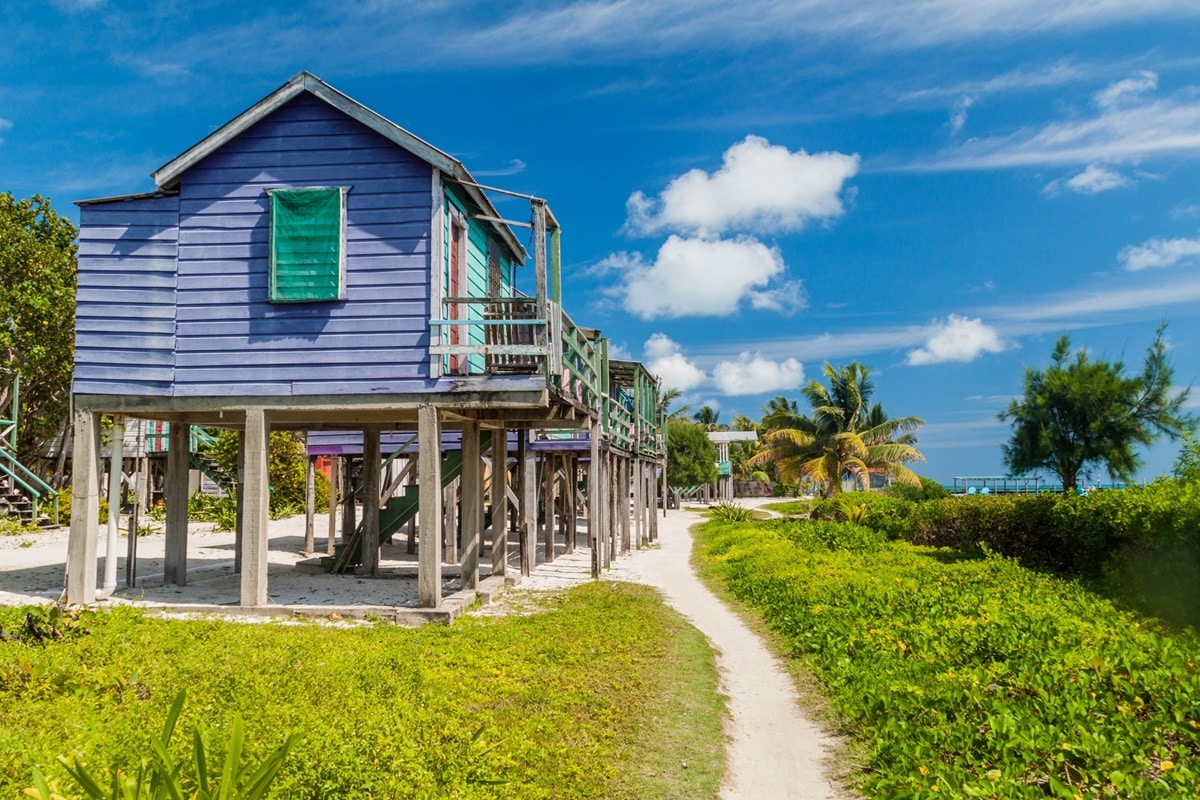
152, 71, 526, 263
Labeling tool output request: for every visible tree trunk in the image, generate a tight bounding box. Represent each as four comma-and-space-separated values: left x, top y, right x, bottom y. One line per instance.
1061, 468, 1077, 495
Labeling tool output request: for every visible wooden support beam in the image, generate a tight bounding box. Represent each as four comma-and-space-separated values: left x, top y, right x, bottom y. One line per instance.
565, 456, 577, 555
491, 425, 508, 576
444, 477, 459, 564
164, 422, 190, 586
240, 408, 269, 607
304, 454, 315, 555
519, 433, 536, 577
326, 455, 339, 556
461, 421, 482, 589
235, 431, 245, 573
648, 464, 659, 542
341, 459, 356, 544
588, 423, 601, 578
66, 410, 100, 605
543, 452, 557, 563
533, 200, 548, 321
361, 429, 381, 575
418, 405, 443, 608
633, 458, 643, 549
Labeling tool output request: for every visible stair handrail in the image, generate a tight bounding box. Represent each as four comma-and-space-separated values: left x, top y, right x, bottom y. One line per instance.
0, 448, 59, 525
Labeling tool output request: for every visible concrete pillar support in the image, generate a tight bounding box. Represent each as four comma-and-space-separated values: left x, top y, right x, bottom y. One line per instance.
240, 408, 270, 607
66, 410, 101, 605
417, 405, 444, 608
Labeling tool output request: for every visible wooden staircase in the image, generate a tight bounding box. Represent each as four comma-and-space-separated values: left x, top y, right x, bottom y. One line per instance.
326, 431, 492, 572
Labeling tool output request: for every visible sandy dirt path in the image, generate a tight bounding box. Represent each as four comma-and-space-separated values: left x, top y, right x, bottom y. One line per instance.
614, 502, 844, 800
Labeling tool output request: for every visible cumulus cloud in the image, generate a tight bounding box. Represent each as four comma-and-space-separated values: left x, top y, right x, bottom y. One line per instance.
1044, 163, 1130, 195
1119, 234, 1200, 271
644, 333, 707, 391
613, 235, 788, 319
626, 135, 859, 236
1094, 71, 1158, 109
712, 353, 804, 395
906, 315, 1007, 365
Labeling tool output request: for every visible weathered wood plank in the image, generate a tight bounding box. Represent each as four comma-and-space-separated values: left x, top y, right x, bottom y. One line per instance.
417, 405, 443, 608
240, 409, 270, 606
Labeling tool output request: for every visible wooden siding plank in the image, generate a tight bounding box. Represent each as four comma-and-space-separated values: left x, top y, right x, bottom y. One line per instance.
179, 176, 430, 198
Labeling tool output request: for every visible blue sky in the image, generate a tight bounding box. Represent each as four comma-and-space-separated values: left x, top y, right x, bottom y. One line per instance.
5, 0, 1200, 484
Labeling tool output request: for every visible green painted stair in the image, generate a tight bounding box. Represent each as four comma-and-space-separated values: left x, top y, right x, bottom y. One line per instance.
326, 432, 491, 572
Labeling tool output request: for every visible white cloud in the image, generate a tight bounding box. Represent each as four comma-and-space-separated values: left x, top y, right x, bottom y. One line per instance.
626, 135, 859, 236
913, 88, 1200, 170
1045, 163, 1130, 195
1172, 203, 1200, 219
0, 117, 12, 132
607, 342, 632, 361
644, 333, 706, 391
1119, 234, 1200, 271
748, 280, 807, 313
712, 353, 804, 395
949, 96, 975, 135
473, 158, 527, 177
906, 315, 1008, 365
1094, 71, 1158, 109
613, 235, 788, 319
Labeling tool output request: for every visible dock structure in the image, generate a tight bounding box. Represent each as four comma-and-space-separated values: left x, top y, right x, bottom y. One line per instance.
67, 72, 665, 610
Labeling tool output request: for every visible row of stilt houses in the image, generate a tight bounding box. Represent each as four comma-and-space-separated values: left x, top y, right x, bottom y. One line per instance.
65, 72, 666, 611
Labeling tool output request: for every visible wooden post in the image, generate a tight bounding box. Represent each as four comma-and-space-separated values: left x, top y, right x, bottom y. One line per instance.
543, 452, 557, 563
361, 429, 381, 575
326, 456, 339, 556
235, 430, 245, 574
461, 421, 482, 590
66, 410, 100, 605
418, 405, 443, 608
491, 425, 508, 576
588, 423, 601, 577
240, 408, 269, 607
341, 459, 356, 544
648, 465, 659, 542
103, 415, 124, 593
620, 457, 632, 554
304, 454, 315, 555
164, 422, 190, 586
533, 200, 548, 323
444, 477, 459, 564
565, 456, 577, 554
519, 433, 536, 576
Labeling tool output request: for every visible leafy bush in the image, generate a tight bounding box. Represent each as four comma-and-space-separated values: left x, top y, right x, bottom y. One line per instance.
773, 519, 884, 553
709, 503, 754, 523
884, 475, 950, 502
696, 517, 1200, 798
808, 492, 914, 540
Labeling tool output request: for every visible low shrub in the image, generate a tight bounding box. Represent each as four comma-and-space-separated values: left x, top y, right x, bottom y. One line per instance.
709, 502, 755, 523
809, 492, 914, 540
772, 519, 885, 553
696, 518, 1200, 798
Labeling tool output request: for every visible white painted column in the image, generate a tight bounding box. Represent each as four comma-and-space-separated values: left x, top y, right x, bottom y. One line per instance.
103, 415, 124, 593
66, 409, 101, 605
240, 408, 269, 607
418, 405, 444, 608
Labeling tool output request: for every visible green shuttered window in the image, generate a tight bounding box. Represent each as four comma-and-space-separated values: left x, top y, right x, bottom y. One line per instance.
268, 187, 346, 303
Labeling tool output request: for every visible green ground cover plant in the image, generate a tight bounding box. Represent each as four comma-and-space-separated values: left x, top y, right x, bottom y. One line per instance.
0, 583, 724, 799
696, 517, 1200, 798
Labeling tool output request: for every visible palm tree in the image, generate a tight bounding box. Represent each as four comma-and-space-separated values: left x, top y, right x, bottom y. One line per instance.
693, 405, 722, 430
655, 386, 692, 421
750, 362, 925, 496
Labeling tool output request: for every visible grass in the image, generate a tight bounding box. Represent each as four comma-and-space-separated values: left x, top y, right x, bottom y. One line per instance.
694, 517, 1200, 799
0, 582, 724, 799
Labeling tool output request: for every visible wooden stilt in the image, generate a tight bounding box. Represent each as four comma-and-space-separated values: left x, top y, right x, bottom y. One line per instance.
304, 454, 315, 555
164, 422, 190, 586
240, 408, 270, 607
632, 458, 643, 548
235, 429, 245, 574
648, 464, 659, 542
543, 452, 556, 563
588, 423, 601, 577
444, 477, 459, 564
565, 456, 577, 554
461, 421, 482, 589
519, 433, 536, 576
361, 429, 381, 575
326, 455, 339, 556
66, 410, 100, 605
417, 405, 443, 608
341, 459, 356, 544
490, 426, 508, 576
